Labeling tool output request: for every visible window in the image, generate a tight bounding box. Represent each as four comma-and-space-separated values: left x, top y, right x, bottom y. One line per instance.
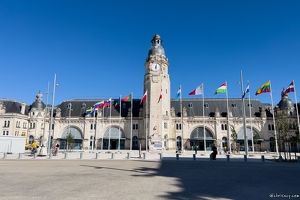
204, 103, 209, 108
164, 123, 167, 129
232, 104, 236, 108
4, 121, 10, 127
23, 122, 27, 128
133, 124, 138, 130
3, 131, 9, 136
176, 123, 181, 130
90, 124, 96, 130
221, 124, 227, 130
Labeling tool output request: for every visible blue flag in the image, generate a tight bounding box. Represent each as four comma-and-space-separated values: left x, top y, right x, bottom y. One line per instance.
242, 82, 250, 98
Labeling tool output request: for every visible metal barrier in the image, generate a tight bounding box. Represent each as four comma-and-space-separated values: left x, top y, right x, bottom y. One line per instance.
159, 153, 163, 160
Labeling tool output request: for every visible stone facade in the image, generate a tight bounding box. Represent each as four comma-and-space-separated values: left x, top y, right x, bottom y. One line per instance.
1, 34, 299, 153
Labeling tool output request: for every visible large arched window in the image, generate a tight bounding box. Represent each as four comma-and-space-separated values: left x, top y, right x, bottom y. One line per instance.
60, 127, 83, 150
190, 127, 214, 150
103, 127, 126, 150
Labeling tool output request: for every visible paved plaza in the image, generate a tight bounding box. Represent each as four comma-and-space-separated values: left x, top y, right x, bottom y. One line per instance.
1, 151, 300, 200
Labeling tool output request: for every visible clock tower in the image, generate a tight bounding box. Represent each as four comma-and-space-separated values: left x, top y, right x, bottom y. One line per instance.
144, 34, 170, 149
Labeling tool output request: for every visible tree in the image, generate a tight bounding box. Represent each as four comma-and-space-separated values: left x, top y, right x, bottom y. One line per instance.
230, 125, 238, 153
65, 133, 75, 151
276, 113, 297, 161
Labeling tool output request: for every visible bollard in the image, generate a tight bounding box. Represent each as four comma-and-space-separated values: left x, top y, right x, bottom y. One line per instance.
193, 154, 196, 161
143, 152, 146, 160
111, 152, 114, 159
210, 153, 213, 161
298, 156, 300, 163
127, 152, 130, 159
176, 153, 179, 160
244, 155, 247, 162
261, 155, 265, 162
33, 153, 37, 159
3, 153, 7, 159
18, 153, 22, 159
279, 156, 283, 162
226, 154, 230, 161
49, 153, 52, 159
64, 153, 68, 159
96, 153, 99, 159
80, 152, 83, 159
159, 153, 163, 160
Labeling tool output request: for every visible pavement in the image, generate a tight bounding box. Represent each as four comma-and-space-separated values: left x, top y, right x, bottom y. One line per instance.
1, 151, 300, 200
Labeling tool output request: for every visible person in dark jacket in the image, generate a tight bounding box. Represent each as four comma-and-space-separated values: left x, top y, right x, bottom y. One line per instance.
212, 144, 217, 160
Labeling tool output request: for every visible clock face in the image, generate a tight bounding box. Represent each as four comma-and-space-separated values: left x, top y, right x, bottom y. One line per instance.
151, 63, 160, 71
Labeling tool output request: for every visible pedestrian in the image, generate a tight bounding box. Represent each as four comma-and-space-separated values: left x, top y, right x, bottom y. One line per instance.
54, 142, 60, 156
212, 144, 217, 160
31, 141, 38, 155
194, 145, 198, 155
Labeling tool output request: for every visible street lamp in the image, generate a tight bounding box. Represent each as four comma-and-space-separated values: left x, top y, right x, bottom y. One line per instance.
47, 74, 58, 156
67, 103, 72, 151
239, 71, 248, 156
42, 82, 49, 146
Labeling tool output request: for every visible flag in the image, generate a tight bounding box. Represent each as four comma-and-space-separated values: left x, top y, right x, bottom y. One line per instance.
175, 86, 181, 101
103, 98, 112, 108
122, 94, 132, 102
242, 82, 250, 98
282, 81, 294, 97
140, 91, 147, 105
255, 81, 271, 95
157, 89, 162, 103
189, 84, 203, 96
214, 82, 227, 94
85, 107, 94, 115
93, 101, 104, 110
114, 97, 121, 108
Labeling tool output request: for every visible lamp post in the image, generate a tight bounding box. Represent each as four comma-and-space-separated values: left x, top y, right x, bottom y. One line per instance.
47, 74, 58, 155
42, 82, 49, 149
67, 103, 72, 151
240, 71, 248, 156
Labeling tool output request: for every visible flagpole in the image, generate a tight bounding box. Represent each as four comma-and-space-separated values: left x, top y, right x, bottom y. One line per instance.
225, 81, 231, 154
240, 71, 248, 156
269, 81, 279, 155
130, 93, 133, 151
118, 95, 121, 151
95, 110, 98, 151
108, 99, 112, 151
179, 85, 183, 152
91, 110, 95, 151
146, 90, 148, 152
202, 83, 206, 153
293, 80, 300, 135
101, 106, 104, 151
248, 85, 254, 153
160, 90, 163, 152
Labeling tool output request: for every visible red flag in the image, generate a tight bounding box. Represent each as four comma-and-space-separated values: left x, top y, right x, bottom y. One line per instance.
140, 91, 147, 105
157, 89, 162, 103
282, 81, 295, 97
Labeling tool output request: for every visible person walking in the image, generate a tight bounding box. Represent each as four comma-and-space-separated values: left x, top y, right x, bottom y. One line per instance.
212, 144, 217, 160
31, 141, 38, 155
54, 142, 60, 156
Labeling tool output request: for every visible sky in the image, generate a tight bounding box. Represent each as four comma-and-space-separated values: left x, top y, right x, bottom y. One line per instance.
1, 0, 300, 106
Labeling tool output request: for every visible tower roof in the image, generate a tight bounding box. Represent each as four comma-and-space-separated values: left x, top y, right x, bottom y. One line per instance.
147, 34, 166, 59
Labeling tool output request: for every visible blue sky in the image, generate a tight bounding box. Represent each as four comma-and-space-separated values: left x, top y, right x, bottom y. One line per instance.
1, 0, 300, 106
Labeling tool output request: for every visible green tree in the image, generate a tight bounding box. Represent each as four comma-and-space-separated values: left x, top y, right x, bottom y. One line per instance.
65, 133, 75, 151
230, 125, 238, 153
